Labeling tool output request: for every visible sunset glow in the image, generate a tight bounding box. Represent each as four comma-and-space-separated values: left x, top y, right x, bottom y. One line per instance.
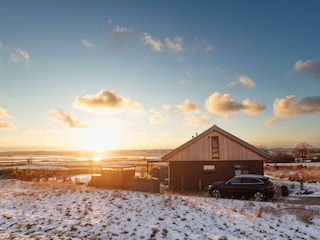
1, 1, 320, 151
78, 127, 117, 151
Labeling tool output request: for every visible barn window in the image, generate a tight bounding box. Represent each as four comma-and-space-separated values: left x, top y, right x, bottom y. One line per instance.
203, 165, 215, 171
234, 165, 249, 175
211, 136, 219, 159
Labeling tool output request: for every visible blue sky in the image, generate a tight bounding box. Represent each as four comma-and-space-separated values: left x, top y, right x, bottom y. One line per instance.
1, 1, 320, 150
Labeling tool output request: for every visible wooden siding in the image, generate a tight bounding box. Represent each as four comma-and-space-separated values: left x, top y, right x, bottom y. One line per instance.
162, 125, 271, 162
165, 131, 267, 161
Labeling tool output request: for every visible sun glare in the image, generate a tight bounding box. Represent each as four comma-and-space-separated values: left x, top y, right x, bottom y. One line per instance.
78, 127, 117, 151
93, 155, 102, 161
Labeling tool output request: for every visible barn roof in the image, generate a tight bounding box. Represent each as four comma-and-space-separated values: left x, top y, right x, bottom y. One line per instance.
162, 125, 271, 161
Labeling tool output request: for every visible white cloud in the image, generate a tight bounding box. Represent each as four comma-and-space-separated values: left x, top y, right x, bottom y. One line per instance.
239, 76, 256, 87
206, 92, 243, 115
48, 109, 88, 128
81, 39, 95, 49
142, 34, 213, 55
176, 99, 199, 113
11, 48, 31, 63
242, 98, 266, 115
114, 26, 132, 34
0, 121, 16, 129
143, 33, 163, 52
73, 89, 143, 113
0, 42, 30, 64
17, 48, 30, 61
161, 100, 199, 114
273, 95, 305, 117
266, 95, 320, 124
165, 36, 183, 52
227, 76, 256, 88
205, 92, 265, 116
0, 107, 12, 118
264, 117, 282, 125
227, 82, 240, 88
294, 59, 320, 79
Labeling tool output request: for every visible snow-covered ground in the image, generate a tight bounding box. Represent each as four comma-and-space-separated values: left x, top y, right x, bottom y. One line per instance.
272, 178, 320, 197
0, 179, 319, 240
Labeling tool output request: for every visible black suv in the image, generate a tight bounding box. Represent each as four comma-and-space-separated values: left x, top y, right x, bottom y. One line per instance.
208, 174, 276, 201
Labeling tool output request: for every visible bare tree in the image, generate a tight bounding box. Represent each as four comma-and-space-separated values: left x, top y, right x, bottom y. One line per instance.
292, 142, 313, 162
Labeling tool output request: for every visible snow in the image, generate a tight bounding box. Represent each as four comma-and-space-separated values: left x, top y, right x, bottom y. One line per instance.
0, 179, 319, 240
272, 179, 320, 197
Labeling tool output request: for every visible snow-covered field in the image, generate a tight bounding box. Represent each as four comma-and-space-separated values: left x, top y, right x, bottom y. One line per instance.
0, 179, 319, 240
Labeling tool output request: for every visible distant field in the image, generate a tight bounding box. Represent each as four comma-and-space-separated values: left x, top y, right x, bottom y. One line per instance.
1, 150, 319, 183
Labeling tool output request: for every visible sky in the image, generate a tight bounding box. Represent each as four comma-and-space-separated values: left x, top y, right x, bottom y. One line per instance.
0, 0, 320, 151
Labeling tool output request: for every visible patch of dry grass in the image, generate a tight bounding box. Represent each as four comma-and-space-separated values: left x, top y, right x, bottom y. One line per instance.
265, 164, 320, 182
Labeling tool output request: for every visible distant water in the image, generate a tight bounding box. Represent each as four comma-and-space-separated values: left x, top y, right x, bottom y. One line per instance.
0, 149, 172, 167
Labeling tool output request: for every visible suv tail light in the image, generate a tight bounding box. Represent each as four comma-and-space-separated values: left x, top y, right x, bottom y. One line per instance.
266, 184, 274, 189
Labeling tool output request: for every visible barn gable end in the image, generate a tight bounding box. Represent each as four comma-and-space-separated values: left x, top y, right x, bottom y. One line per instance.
162, 125, 270, 162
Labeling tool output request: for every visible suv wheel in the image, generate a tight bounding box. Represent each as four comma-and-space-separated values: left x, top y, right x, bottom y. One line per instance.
253, 192, 264, 201
210, 190, 221, 198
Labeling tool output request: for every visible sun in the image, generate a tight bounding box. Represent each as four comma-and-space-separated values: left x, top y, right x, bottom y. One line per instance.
93, 155, 102, 162
78, 126, 116, 151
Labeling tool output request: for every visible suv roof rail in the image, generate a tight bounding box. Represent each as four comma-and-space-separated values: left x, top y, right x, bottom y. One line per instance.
235, 174, 267, 178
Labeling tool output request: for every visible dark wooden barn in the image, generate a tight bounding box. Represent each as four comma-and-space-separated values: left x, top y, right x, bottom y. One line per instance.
89, 165, 160, 193
162, 125, 271, 192
90, 165, 136, 188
